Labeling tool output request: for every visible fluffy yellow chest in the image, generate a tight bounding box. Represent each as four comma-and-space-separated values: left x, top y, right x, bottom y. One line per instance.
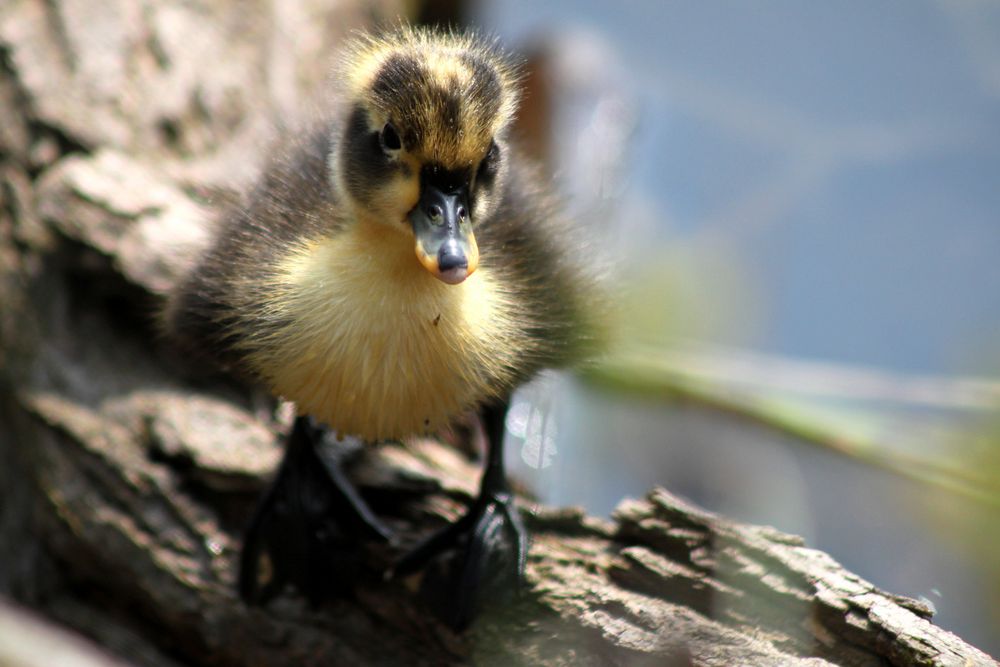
248, 226, 523, 440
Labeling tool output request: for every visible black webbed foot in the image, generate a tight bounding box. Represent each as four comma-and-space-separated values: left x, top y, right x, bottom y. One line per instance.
389, 397, 527, 631
239, 416, 392, 605
391, 482, 527, 630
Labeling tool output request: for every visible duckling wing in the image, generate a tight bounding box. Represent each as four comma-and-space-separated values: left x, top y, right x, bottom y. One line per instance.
162, 122, 343, 369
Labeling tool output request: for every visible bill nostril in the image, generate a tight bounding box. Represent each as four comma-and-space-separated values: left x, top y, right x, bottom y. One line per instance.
427, 204, 443, 221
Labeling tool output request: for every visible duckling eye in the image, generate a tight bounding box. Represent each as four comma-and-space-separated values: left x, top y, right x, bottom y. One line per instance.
477, 140, 501, 182
485, 140, 499, 165
380, 123, 402, 153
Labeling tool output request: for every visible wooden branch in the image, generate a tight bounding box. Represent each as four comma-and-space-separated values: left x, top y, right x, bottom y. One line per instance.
0, 1, 996, 665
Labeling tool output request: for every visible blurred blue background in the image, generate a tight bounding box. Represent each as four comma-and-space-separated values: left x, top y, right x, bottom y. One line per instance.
483, 0, 1000, 374
473, 0, 1000, 655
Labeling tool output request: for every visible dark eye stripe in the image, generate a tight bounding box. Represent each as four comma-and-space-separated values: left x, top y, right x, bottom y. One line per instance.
476, 140, 500, 186
341, 105, 397, 203
380, 123, 402, 151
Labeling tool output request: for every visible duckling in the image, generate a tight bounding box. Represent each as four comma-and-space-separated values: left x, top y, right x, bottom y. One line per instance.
164, 26, 604, 629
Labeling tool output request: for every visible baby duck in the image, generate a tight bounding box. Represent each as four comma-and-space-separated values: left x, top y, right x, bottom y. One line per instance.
164, 26, 603, 629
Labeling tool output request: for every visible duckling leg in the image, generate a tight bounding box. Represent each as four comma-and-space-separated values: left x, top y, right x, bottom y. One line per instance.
239, 415, 393, 605
391, 397, 528, 630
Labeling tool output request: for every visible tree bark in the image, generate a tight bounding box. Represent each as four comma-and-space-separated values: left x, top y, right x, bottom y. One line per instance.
0, 1, 996, 665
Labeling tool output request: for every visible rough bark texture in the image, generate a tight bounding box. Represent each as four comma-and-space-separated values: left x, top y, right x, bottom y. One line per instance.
0, 1, 997, 665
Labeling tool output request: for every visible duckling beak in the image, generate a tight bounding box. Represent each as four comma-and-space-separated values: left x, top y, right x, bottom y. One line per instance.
409, 184, 479, 285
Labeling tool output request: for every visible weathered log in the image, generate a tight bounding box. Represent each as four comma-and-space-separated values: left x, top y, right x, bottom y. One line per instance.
0, 1, 996, 665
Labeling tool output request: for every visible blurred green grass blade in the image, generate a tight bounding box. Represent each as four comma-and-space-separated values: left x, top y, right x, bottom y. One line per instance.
582, 344, 1000, 508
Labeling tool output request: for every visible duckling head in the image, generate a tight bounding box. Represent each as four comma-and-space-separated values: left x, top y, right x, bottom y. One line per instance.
331, 28, 521, 284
